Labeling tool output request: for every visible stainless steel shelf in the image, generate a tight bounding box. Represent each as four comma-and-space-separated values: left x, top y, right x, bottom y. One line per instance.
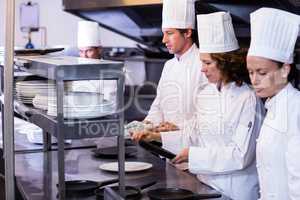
15, 103, 122, 139
15, 56, 124, 81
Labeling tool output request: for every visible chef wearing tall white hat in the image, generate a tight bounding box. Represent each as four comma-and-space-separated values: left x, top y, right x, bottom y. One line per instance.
167, 12, 263, 200
68, 20, 115, 101
77, 20, 102, 59
131, 0, 207, 143
247, 7, 300, 200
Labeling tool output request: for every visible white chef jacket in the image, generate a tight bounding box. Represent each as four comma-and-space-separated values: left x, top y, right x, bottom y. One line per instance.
256, 83, 300, 200
145, 44, 207, 127
162, 82, 264, 200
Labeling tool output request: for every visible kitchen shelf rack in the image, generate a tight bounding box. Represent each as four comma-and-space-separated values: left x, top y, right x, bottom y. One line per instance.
1, 55, 126, 199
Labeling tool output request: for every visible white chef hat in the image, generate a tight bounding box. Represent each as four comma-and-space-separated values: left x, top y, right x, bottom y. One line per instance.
197, 12, 239, 53
162, 0, 195, 29
77, 21, 101, 48
248, 8, 300, 64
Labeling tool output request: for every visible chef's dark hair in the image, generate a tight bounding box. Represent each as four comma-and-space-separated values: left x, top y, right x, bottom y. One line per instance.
178, 29, 198, 47
210, 48, 250, 86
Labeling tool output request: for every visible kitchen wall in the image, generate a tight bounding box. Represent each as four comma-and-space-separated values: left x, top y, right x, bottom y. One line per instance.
0, 0, 137, 48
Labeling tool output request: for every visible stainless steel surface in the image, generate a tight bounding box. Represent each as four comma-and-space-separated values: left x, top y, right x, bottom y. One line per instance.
118, 135, 125, 197
56, 78, 66, 199
14, 103, 122, 139
117, 73, 125, 197
15, 145, 222, 200
3, 0, 15, 199
17, 55, 121, 66
15, 56, 123, 81
12, 55, 125, 140
0, 113, 100, 152
43, 130, 52, 152
0, 114, 115, 155
13, 54, 126, 199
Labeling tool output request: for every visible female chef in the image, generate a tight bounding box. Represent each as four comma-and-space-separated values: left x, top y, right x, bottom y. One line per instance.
169, 12, 264, 200
246, 8, 300, 200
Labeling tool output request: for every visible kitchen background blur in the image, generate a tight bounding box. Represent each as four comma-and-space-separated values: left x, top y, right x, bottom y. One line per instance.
0, 0, 137, 48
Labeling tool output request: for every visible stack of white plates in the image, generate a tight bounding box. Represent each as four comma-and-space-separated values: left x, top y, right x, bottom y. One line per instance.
47, 91, 104, 107
16, 122, 72, 144
32, 94, 49, 110
16, 80, 56, 104
47, 100, 115, 118
16, 81, 116, 118
44, 92, 114, 119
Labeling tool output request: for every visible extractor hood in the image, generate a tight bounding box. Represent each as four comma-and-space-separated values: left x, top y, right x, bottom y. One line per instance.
63, 0, 300, 49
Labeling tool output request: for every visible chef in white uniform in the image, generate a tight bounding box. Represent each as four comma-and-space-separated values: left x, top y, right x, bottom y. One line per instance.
77, 20, 103, 59
131, 0, 207, 140
170, 12, 264, 200
68, 21, 116, 101
247, 8, 300, 200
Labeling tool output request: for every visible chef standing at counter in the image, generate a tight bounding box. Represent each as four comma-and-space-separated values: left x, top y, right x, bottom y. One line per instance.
77, 20, 102, 59
247, 8, 300, 200
68, 20, 115, 101
132, 0, 207, 139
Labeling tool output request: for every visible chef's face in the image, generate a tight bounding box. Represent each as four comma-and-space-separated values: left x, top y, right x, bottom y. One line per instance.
247, 56, 290, 98
79, 47, 101, 59
162, 28, 191, 55
200, 53, 222, 83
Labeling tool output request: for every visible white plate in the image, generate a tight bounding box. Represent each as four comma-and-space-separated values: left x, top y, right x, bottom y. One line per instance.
16, 80, 55, 86
32, 102, 48, 110
17, 97, 34, 101
99, 162, 152, 173
46, 110, 115, 119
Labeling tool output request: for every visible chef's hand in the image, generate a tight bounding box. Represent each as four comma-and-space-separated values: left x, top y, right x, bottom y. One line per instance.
155, 121, 179, 132
172, 148, 189, 164
142, 120, 153, 125
142, 120, 154, 130
130, 130, 161, 142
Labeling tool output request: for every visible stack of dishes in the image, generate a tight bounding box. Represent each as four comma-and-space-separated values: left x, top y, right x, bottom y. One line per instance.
16, 122, 72, 144
16, 80, 56, 104
32, 94, 49, 110
15, 80, 116, 119
46, 92, 115, 119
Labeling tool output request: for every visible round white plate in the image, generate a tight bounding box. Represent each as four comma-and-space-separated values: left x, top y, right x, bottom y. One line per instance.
99, 162, 152, 173
16, 80, 55, 86
46, 108, 115, 119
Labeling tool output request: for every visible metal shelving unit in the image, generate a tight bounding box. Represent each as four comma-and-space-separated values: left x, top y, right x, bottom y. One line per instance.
2, 0, 16, 199
3, 55, 126, 199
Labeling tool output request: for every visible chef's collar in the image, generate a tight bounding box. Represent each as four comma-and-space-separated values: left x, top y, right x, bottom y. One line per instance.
175, 43, 197, 62
214, 81, 237, 92
263, 83, 291, 133
264, 83, 292, 110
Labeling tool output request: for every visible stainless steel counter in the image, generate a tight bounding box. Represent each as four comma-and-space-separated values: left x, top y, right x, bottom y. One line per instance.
0, 115, 97, 152
0, 115, 224, 199
15, 145, 222, 199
